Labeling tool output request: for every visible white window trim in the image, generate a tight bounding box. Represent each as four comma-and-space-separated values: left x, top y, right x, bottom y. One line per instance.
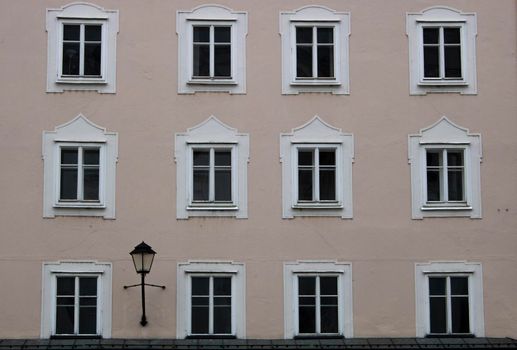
408, 116, 481, 219
415, 261, 484, 337
177, 4, 247, 94
41, 261, 112, 338
283, 261, 353, 338
280, 6, 350, 95
46, 2, 118, 93
406, 6, 477, 95
42, 114, 118, 219
280, 116, 353, 218
175, 116, 249, 219
177, 261, 246, 338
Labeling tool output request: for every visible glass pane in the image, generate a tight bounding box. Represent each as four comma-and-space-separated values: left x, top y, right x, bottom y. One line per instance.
298, 296, 315, 306
57, 277, 75, 295
321, 296, 338, 305
193, 44, 210, 77
193, 26, 210, 43
426, 170, 440, 201
193, 170, 209, 201
214, 45, 231, 77
429, 297, 447, 333
296, 27, 312, 44
444, 46, 462, 78
63, 25, 80, 41
317, 46, 334, 78
320, 277, 338, 295
193, 150, 210, 166
319, 169, 336, 201
215, 150, 231, 166
429, 277, 446, 295
61, 149, 78, 164
296, 46, 312, 78
85, 25, 102, 41
192, 296, 209, 306
83, 168, 99, 200
60, 168, 78, 200
62, 43, 80, 75
451, 277, 468, 295
444, 28, 460, 44
448, 170, 463, 201
192, 277, 209, 295
317, 28, 333, 43
56, 306, 75, 334
451, 297, 470, 333
191, 306, 209, 334
79, 277, 97, 296
214, 277, 231, 295
57, 297, 75, 306
298, 169, 313, 201
426, 151, 440, 167
79, 297, 97, 306
214, 169, 231, 201
214, 26, 231, 43
298, 306, 316, 333
84, 43, 101, 76
83, 149, 99, 165
298, 276, 315, 295
214, 297, 231, 306
423, 46, 439, 78
320, 306, 338, 333
298, 150, 313, 166
447, 151, 463, 166
423, 28, 439, 44
79, 307, 97, 334
319, 150, 335, 166
213, 306, 232, 334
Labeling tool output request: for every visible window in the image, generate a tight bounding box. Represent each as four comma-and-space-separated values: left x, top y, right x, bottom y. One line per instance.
408, 117, 481, 219
175, 116, 249, 218
415, 262, 484, 337
41, 261, 112, 338
177, 262, 245, 338
406, 6, 477, 95
280, 6, 350, 95
283, 261, 353, 338
280, 116, 353, 218
43, 114, 118, 219
177, 5, 247, 94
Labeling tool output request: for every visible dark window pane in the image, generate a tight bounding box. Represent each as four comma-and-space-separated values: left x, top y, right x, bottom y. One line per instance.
429, 277, 446, 295
321, 296, 338, 305
215, 151, 231, 166
79, 277, 97, 296
193, 170, 209, 201
298, 169, 313, 201
451, 297, 470, 333
320, 306, 338, 333
214, 45, 231, 77
298, 277, 316, 295
299, 296, 315, 306
424, 46, 440, 78
62, 43, 80, 75
444, 46, 462, 78
83, 168, 99, 200
214, 26, 231, 43
426, 170, 440, 201
83, 149, 99, 165
61, 149, 78, 164
299, 306, 316, 333
298, 150, 313, 166
429, 297, 447, 333
192, 296, 209, 306
319, 150, 335, 166
423, 28, 439, 44
214, 169, 231, 201
193, 26, 210, 42
193, 44, 210, 77
319, 169, 336, 200
85, 25, 102, 41
84, 43, 101, 76
296, 27, 312, 44
214, 297, 231, 306
214, 277, 231, 295
79, 297, 97, 306
320, 277, 338, 295
57, 277, 75, 295
79, 306, 97, 334
56, 306, 75, 334
426, 151, 440, 167
317, 46, 334, 78
448, 170, 463, 201
191, 306, 209, 334
451, 277, 468, 295
60, 168, 78, 200
214, 306, 232, 334
317, 28, 333, 43
444, 28, 460, 44
447, 151, 463, 166
57, 297, 75, 306
296, 46, 313, 78
193, 150, 210, 166
192, 277, 209, 295
63, 25, 80, 41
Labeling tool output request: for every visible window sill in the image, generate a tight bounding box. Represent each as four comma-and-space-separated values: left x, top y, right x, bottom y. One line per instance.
291, 80, 341, 86
186, 335, 237, 339
187, 204, 238, 211
293, 202, 343, 209
421, 204, 472, 211
54, 202, 105, 209
418, 80, 468, 87
294, 335, 344, 339
187, 79, 237, 86
57, 77, 106, 85
50, 335, 102, 339
426, 334, 475, 338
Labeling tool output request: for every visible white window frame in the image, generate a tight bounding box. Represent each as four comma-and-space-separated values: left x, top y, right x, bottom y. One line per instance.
177, 5, 247, 94
41, 261, 112, 338
283, 261, 353, 338
175, 116, 249, 219
177, 261, 246, 338
280, 116, 353, 218
43, 114, 118, 219
280, 6, 350, 95
408, 117, 481, 219
415, 261, 484, 337
46, 3, 118, 93
406, 6, 477, 95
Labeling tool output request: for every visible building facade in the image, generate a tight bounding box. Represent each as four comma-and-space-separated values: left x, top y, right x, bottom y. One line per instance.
0, 0, 516, 348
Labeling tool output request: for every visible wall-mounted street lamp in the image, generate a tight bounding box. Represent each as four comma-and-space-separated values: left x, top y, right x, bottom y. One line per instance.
124, 241, 165, 326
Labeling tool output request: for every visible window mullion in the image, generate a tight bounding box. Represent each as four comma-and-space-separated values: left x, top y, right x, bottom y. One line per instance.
312, 27, 318, 78
209, 277, 214, 334
79, 24, 85, 76
443, 149, 449, 202
439, 27, 445, 79
314, 149, 320, 202
209, 26, 215, 78
315, 276, 321, 334
74, 277, 80, 334
446, 277, 452, 334
78, 147, 84, 200
209, 148, 215, 202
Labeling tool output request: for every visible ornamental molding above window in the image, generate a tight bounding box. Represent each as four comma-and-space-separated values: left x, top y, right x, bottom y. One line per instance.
177, 4, 247, 94
175, 116, 249, 218
42, 114, 118, 219
46, 2, 119, 93
408, 117, 482, 219
406, 6, 477, 95
280, 116, 354, 219
280, 6, 350, 95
